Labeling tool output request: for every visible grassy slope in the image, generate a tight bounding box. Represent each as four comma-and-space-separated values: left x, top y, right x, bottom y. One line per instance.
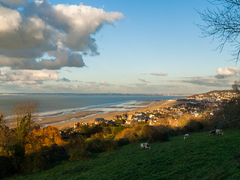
7, 130, 240, 180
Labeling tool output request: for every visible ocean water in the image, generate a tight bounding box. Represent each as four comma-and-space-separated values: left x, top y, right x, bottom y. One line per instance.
0, 94, 185, 117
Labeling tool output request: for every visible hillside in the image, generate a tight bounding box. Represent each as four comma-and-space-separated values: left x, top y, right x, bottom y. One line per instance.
186, 90, 237, 99
7, 130, 240, 180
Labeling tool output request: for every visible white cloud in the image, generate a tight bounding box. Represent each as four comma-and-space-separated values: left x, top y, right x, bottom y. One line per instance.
0, 5, 22, 32
215, 66, 240, 79
0, 69, 59, 82
150, 72, 168, 76
0, 0, 124, 70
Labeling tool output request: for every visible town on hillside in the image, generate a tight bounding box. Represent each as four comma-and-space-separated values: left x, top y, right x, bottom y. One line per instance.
71, 90, 239, 130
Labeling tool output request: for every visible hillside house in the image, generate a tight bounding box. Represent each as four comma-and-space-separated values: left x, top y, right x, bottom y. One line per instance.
95, 118, 106, 125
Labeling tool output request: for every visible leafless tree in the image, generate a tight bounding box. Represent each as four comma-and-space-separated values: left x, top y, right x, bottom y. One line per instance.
232, 80, 240, 91
12, 100, 38, 141
198, 0, 240, 62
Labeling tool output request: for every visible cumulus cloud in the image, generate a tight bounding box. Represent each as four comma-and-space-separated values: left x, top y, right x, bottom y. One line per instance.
0, 69, 59, 83
0, 5, 22, 32
150, 72, 168, 76
215, 66, 240, 79
0, 50, 85, 70
0, 0, 124, 70
0, 0, 28, 7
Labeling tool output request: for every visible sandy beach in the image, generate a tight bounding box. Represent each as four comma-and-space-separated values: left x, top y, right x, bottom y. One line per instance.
5, 99, 184, 129
33, 99, 184, 129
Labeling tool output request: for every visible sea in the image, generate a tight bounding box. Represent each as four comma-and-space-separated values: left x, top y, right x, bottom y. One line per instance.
0, 94, 186, 118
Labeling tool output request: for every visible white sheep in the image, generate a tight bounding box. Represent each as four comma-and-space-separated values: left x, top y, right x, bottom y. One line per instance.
216, 129, 223, 135
141, 143, 151, 149
184, 134, 189, 140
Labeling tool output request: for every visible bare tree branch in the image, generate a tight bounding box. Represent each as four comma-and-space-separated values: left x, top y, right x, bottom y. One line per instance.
197, 0, 240, 62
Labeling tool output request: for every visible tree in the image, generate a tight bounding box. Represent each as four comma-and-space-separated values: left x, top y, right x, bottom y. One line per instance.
12, 101, 38, 157
0, 112, 16, 157
198, 0, 240, 62
232, 80, 240, 91
12, 101, 38, 140
0, 111, 4, 125
25, 126, 64, 154
0, 125, 16, 156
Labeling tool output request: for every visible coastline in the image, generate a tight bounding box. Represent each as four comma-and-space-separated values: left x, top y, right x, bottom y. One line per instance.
37, 99, 184, 129
4, 98, 185, 130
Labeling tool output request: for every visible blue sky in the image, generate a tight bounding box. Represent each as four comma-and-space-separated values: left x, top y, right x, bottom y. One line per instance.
0, 0, 238, 94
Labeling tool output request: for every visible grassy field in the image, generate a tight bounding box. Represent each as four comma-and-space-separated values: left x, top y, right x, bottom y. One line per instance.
7, 130, 240, 180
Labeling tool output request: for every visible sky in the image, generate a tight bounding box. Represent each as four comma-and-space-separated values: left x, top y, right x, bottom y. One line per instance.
0, 0, 239, 94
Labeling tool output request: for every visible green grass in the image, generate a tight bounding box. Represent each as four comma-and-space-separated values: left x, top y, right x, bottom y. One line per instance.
7, 130, 240, 180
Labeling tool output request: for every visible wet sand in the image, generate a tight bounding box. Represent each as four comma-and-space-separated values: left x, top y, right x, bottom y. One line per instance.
36, 111, 102, 127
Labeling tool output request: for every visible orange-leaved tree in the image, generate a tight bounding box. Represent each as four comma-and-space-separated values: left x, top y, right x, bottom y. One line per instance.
25, 125, 65, 154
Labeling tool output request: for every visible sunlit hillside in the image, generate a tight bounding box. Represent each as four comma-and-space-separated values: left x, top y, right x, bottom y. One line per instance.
7, 130, 240, 180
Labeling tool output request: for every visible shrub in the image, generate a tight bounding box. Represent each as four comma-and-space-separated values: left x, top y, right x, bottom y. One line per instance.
0, 156, 15, 178
115, 119, 125, 125
102, 127, 111, 135
21, 153, 49, 173
115, 128, 130, 140
115, 125, 170, 143
21, 143, 68, 173
115, 126, 146, 143
86, 138, 118, 153
116, 138, 130, 146
115, 128, 137, 143
43, 144, 66, 160
69, 149, 92, 161
86, 138, 102, 153
110, 126, 125, 136
181, 120, 204, 133
36, 143, 68, 166
167, 128, 180, 136
101, 139, 118, 152
79, 125, 103, 137
68, 136, 85, 149
142, 125, 150, 138
90, 133, 104, 140
147, 125, 169, 143
171, 127, 182, 136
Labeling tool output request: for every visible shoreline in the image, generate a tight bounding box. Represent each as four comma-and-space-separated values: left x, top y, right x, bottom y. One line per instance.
39, 99, 184, 129
5, 99, 185, 130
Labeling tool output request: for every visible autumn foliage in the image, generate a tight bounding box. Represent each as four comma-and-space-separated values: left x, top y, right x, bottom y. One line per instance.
115, 125, 169, 143
25, 126, 65, 154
